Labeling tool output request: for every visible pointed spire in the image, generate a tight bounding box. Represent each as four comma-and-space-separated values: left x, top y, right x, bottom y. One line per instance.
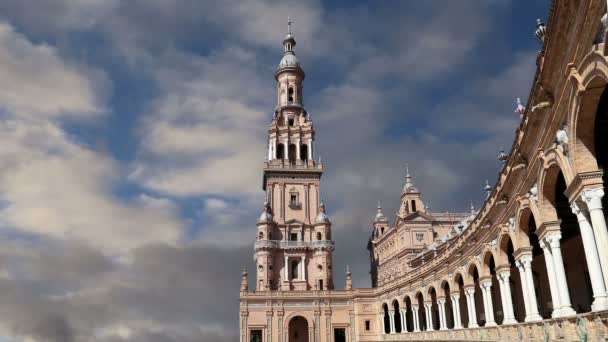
402, 163, 417, 194
535, 18, 546, 43
470, 201, 476, 215
515, 97, 525, 118
345, 265, 352, 290
484, 180, 492, 198
240, 267, 248, 291
287, 16, 292, 35
375, 200, 387, 222
497, 147, 508, 162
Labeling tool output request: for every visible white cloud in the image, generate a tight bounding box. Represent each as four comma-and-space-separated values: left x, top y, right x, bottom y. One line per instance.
0, 22, 106, 119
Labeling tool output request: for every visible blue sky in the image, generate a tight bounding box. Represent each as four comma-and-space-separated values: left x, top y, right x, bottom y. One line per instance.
0, 1, 548, 341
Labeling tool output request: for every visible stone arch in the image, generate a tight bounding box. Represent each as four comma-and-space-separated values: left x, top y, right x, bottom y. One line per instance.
568, 50, 608, 174
403, 294, 414, 332
283, 313, 314, 342
452, 272, 469, 327
496, 232, 515, 267
439, 278, 454, 329
480, 249, 497, 277
381, 302, 390, 334
465, 260, 482, 286
391, 298, 402, 333
514, 205, 537, 251
538, 151, 574, 223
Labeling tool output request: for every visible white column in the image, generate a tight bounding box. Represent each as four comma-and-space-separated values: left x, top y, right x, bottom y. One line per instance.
539, 238, 562, 317
272, 139, 277, 160
300, 255, 306, 282
426, 304, 434, 331
400, 309, 407, 332
412, 305, 420, 332
480, 280, 496, 326
437, 299, 447, 330
296, 138, 301, 161
497, 271, 517, 324
284, 255, 289, 281
307, 138, 312, 161
545, 232, 576, 316
451, 294, 462, 329
518, 256, 542, 321
389, 312, 396, 333
582, 188, 608, 289
379, 314, 386, 334
465, 288, 479, 328
268, 140, 272, 160
572, 203, 608, 311
284, 138, 289, 160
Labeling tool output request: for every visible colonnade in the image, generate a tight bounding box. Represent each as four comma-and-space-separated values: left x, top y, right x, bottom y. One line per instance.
268, 137, 313, 162
381, 187, 608, 335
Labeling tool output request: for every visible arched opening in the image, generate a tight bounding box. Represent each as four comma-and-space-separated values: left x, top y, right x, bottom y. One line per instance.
416, 293, 426, 331
288, 87, 294, 103
381, 227, 384, 234
501, 236, 526, 322
554, 171, 594, 313
454, 274, 468, 327
277, 143, 285, 160
595, 88, 608, 218
442, 282, 454, 329
393, 301, 402, 333
383, 303, 390, 334
258, 232, 263, 240
300, 144, 308, 161
522, 213, 553, 318
429, 287, 440, 330
288, 316, 309, 342
404, 296, 414, 332
316, 232, 322, 240
288, 144, 297, 165
470, 266, 485, 326
290, 260, 299, 280
485, 254, 504, 325
411, 200, 417, 212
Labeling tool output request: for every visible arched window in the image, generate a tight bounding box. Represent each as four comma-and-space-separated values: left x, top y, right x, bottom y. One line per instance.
291, 260, 299, 280
258, 232, 263, 240
288, 87, 294, 103
277, 144, 285, 160
288, 144, 297, 165
300, 144, 308, 161
411, 200, 417, 212
316, 232, 322, 240
381, 227, 385, 234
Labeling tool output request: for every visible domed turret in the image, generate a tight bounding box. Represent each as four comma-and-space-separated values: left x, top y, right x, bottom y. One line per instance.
258, 198, 273, 222
316, 202, 330, 223
276, 17, 304, 75
374, 201, 388, 223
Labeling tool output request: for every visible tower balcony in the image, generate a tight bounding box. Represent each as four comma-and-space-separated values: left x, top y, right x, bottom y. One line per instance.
254, 240, 334, 251
264, 160, 323, 171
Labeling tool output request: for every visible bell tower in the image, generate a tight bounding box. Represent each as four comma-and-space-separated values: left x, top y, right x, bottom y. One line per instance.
254, 18, 335, 292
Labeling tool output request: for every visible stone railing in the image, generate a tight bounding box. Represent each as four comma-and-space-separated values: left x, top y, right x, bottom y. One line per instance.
254, 240, 334, 250
377, 311, 608, 342
264, 160, 323, 170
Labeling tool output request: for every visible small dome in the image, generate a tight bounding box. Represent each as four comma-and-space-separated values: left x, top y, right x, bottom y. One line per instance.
316, 202, 330, 223
278, 53, 300, 69
375, 201, 387, 222
258, 200, 273, 222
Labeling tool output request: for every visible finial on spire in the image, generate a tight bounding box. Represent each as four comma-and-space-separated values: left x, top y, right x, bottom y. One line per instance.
470, 200, 475, 214
535, 18, 546, 43
515, 97, 525, 118
288, 16, 292, 35
484, 180, 492, 198
406, 163, 410, 177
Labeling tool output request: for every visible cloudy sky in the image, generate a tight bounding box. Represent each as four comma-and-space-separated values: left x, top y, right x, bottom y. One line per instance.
0, 1, 549, 341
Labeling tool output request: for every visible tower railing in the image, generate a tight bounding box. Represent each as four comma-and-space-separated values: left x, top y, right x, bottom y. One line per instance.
254, 240, 334, 250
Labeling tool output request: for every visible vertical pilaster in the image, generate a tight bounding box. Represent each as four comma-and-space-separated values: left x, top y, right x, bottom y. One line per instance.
296, 138, 301, 161
571, 203, 608, 311
284, 137, 289, 160
266, 311, 273, 342
307, 138, 312, 161
284, 255, 289, 282
378, 313, 386, 334
325, 310, 332, 342
300, 255, 306, 282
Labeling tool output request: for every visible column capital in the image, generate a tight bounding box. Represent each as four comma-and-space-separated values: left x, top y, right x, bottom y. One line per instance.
582, 187, 605, 210
450, 292, 460, 300
464, 286, 475, 295
496, 270, 510, 281
479, 278, 492, 288
515, 254, 533, 269
543, 231, 562, 249
412, 304, 419, 310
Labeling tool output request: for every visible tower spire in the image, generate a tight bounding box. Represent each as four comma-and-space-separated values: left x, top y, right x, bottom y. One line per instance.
288, 16, 292, 35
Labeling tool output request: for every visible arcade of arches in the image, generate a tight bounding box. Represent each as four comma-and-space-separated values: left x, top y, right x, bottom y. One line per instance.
240, 1, 608, 341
